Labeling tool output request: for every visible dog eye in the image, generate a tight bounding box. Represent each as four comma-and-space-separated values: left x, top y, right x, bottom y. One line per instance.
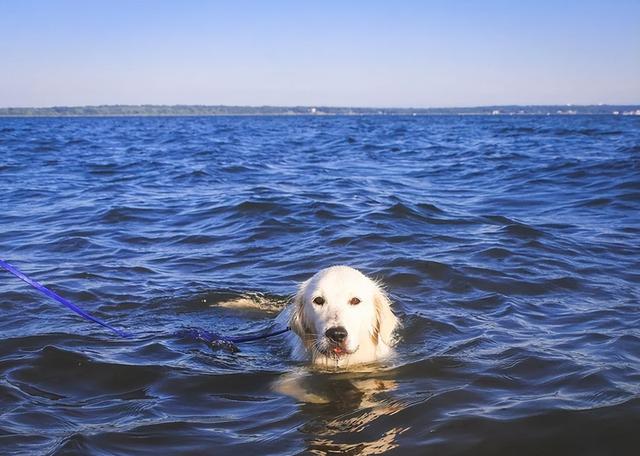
313, 296, 325, 305
349, 297, 361, 305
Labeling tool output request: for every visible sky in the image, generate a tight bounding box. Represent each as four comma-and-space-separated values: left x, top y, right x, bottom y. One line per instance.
1, 0, 639, 108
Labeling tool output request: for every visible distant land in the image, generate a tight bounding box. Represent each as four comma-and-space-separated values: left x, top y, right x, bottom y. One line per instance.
1, 104, 639, 117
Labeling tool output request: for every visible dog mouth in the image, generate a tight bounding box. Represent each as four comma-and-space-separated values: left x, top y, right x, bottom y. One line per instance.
320, 342, 358, 359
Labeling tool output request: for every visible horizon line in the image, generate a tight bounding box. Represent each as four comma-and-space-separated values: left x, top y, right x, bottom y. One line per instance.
2, 102, 640, 110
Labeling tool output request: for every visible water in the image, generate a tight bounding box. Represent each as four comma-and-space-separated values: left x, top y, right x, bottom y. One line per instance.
1, 115, 639, 455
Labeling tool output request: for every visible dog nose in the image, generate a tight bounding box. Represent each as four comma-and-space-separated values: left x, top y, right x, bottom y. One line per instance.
325, 326, 348, 343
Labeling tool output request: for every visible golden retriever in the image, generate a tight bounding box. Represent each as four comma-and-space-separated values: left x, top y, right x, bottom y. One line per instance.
277, 265, 399, 368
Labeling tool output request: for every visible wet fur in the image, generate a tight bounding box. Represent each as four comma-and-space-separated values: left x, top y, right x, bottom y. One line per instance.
278, 266, 399, 368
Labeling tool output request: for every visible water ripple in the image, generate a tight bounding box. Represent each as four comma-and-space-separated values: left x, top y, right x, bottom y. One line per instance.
1, 115, 639, 454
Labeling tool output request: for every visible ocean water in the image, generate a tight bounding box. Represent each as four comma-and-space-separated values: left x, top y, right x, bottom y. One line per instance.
0, 115, 639, 455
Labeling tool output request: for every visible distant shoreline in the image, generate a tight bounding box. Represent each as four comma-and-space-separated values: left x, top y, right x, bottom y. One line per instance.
1, 104, 639, 117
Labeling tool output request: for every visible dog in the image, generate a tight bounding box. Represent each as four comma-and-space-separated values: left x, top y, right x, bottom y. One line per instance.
277, 265, 399, 368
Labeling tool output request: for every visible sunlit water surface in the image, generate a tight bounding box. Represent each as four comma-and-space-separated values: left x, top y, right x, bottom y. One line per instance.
1, 115, 639, 455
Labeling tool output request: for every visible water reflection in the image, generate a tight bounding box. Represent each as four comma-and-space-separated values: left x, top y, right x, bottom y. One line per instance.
277, 368, 409, 454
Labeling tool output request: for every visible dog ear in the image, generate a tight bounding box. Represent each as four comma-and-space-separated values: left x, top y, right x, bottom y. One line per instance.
289, 280, 311, 338
373, 285, 398, 346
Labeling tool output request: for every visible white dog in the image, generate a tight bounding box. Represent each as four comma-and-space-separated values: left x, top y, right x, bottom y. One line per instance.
277, 265, 399, 368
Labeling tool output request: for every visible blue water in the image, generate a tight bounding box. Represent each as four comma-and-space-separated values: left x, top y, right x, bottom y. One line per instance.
1, 115, 639, 455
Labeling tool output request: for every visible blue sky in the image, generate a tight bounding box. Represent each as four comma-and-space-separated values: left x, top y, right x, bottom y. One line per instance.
1, 0, 639, 107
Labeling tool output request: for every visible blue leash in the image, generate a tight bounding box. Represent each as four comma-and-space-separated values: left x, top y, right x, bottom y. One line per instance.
0, 258, 290, 351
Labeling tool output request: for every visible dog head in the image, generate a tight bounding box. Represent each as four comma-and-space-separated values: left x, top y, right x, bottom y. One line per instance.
289, 266, 398, 365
